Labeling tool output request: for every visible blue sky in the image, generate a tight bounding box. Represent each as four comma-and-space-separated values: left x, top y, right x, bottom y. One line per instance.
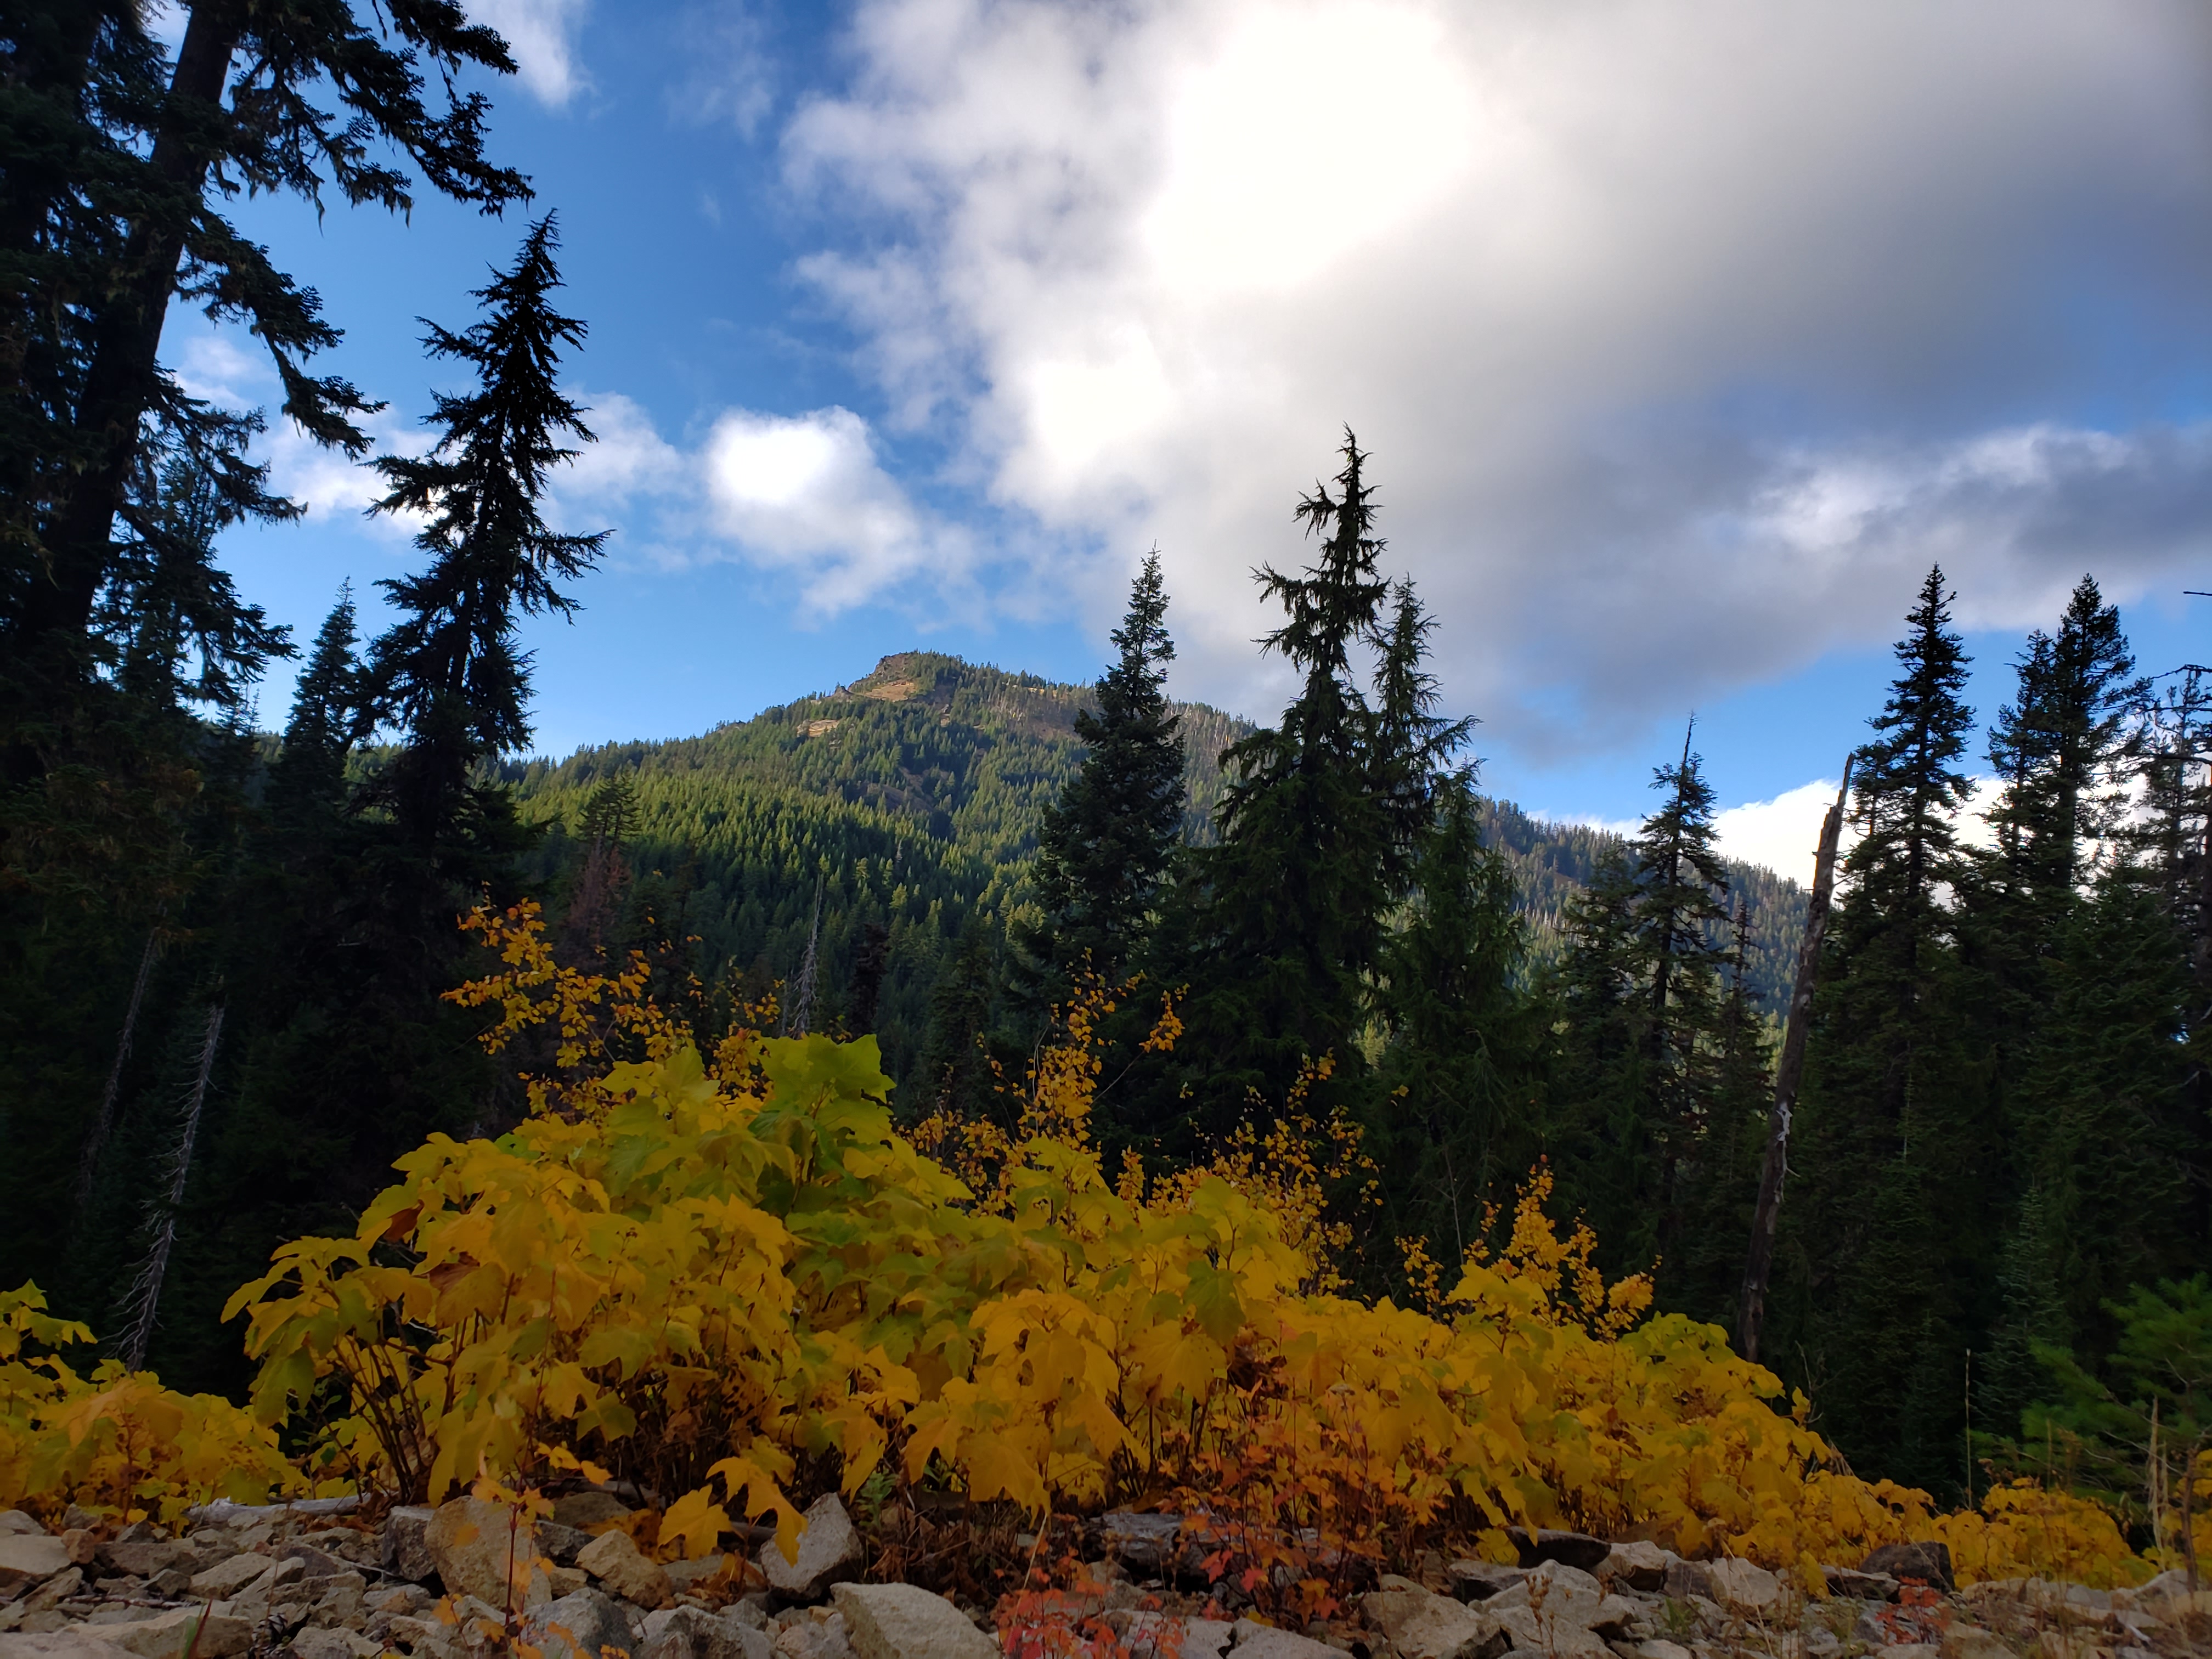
177, 0, 2212, 881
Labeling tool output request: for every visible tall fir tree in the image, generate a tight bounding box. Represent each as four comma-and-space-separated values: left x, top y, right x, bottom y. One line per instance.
1783, 566, 1980, 1492
1148, 435, 1408, 1144
1372, 777, 1549, 1271
1554, 724, 1734, 1276
1024, 551, 1184, 995
364, 213, 606, 854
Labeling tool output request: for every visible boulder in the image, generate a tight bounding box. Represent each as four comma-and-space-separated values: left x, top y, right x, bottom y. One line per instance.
1445, 1562, 1526, 1604
1587, 1596, 1640, 1639
1486, 1604, 1606, 1659
55, 1537, 93, 1571
385, 1506, 439, 1584
755, 1497, 861, 1604
523, 1587, 639, 1659
276, 1543, 352, 1581
0, 1537, 70, 1593
1599, 1543, 1669, 1594
294, 1630, 384, 1659
831, 1584, 996, 1659
0, 1635, 134, 1659
641, 1606, 773, 1659
553, 1492, 636, 1533
1817, 1566, 1897, 1600
772, 1614, 854, 1659
1635, 1644, 1691, 1659
578, 1530, 673, 1611
1705, 1559, 1781, 1616
1102, 1617, 1232, 1659
1491, 1562, 1603, 1630
1504, 1530, 1611, 1574
539, 1522, 593, 1567
94, 1541, 191, 1581
1362, 1588, 1506, 1659
1097, 1514, 1183, 1577
0, 1516, 43, 1539
1859, 1543, 1952, 1592
189, 1554, 274, 1599
427, 1496, 541, 1610
95, 1607, 254, 1659
1939, 1627, 2008, 1659
1229, 1622, 1340, 1659
1660, 1560, 1711, 1602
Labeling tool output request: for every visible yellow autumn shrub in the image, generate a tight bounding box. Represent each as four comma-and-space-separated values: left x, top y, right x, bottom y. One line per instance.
0, 1283, 305, 1525
213, 900, 2150, 1592
1928, 1481, 2155, 1589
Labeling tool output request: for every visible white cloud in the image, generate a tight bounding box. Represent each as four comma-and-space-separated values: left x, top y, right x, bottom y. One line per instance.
467, 0, 593, 108
1714, 780, 1849, 887
703, 408, 972, 611
778, 0, 2212, 754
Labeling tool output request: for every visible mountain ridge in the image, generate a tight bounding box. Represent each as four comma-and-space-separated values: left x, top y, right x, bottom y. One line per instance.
506, 651, 1807, 1095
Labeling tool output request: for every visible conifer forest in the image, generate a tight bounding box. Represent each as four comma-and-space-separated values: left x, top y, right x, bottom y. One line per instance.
1, 0, 2208, 1606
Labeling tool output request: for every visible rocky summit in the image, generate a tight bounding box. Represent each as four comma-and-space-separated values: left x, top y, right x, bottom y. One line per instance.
0, 1499, 2203, 1659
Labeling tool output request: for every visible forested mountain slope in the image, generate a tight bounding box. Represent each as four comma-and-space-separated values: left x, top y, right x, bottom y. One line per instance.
507, 652, 1807, 1092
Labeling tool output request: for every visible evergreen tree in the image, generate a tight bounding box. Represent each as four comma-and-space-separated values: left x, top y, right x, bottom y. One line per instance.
1025, 550, 1184, 992
1553, 724, 1734, 1274
1778, 571, 1985, 1490
1149, 435, 1449, 1144
364, 213, 606, 852
268, 585, 361, 818
1372, 778, 1548, 1268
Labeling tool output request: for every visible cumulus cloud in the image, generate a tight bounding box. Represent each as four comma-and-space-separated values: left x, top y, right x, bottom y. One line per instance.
778, 0, 2212, 754
702, 407, 973, 610
1713, 781, 1848, 887
468, 0, 594, 108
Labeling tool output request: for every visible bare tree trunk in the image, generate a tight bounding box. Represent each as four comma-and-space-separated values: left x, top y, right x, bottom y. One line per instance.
117, 1001, 222, 1371
1739, 758, 1853, 1364
75, 926, 161, 1219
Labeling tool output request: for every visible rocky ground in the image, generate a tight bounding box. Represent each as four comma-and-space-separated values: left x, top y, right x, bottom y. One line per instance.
0, 1497, 2202, 1659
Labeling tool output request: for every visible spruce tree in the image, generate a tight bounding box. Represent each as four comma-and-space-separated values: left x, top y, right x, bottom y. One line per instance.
1783, 567, 1980, 1489
364, 214, 606, 853
1373, 778, 1548, 1268
1026, 550, 1184, 993
1152, 435, 1406, 1141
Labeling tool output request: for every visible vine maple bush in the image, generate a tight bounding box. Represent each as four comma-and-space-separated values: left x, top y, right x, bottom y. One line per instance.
93, 900, 2149, 1592
0, 1284, 306, 1525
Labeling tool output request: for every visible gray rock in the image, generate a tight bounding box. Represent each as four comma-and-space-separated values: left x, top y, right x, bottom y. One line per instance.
578, 1531, 673, 1611
0, 1537, 71, 1593
540, 1522, 594, 1567
20, 1570, 80, 1612
1815, 1566, 1894, 1600
293, 1629, 384, 1659
1634, 1644, 1690, 1659
0, 1634, 133, 1659
642, 1605, 775, 1659
1097, 1514, 1183, 1576
554, 1492, 636, 1533
524, 1587, 639, 1659
189, 1555, 271, 1600
1588, 1597, 1641, 1639
427, 1496, 542, 1610
92, 1606, 253, 1659
384, 1508, 439, 1584
1703, 1560, 1779, 1616
1659, 1562, 1709, 1603
1491, 1562, 1604, 1630
1857, 1543, 1951, 1592
1446, 1562, 1528, 1604
1229, 1623, 1339, 1659
1363, 1588, 1506, 1659
276, 1544, 351, 1581
91, 1543, 193, 1582
1599, 1545, 1669, 1595
1505, 1531, 1611, 1574
0, 1516, 42, 1539
756, 1497, 861, 1604
831, 1587, 992, 1659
